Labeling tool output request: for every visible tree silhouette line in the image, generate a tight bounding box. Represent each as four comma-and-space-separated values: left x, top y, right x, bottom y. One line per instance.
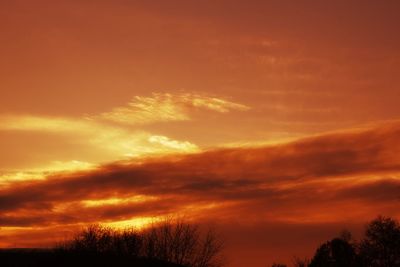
1, 215, 399, 267
0, 219, 224, 267
271, 216, 400, 267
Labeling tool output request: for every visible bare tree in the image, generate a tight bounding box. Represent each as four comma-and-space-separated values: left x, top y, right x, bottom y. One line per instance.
58, 219, 224, 267
141, 219, 224, 267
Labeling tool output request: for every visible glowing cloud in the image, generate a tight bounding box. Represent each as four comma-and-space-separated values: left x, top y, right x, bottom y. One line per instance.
0, 115, 94, 133
0, 160, 95, 186
0, 114, 200, 163
1, 122, 400, 230
99, 93, 250, 125
1, 122, 400, 266
0, 92, 247, 169
81, 195, 158, 208
148, 135, 199, 152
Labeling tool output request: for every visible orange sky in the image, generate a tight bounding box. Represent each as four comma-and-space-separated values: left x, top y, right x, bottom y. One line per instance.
1, 1, 400, 266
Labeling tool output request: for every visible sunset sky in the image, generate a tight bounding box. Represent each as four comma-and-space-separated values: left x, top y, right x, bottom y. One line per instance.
1, 1, 400, 266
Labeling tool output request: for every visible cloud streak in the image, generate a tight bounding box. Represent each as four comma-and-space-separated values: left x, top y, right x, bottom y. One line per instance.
98, 92, 250, 125
1, 120, 400, 267
1, 122, 399, 230
0, 92, 248, 172
0, 113, 199, 170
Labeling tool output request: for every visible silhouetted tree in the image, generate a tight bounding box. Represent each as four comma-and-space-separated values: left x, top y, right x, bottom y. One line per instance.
309, 236, 360, 267
58, 219, 224, 267
59, 224, 136, 255
359, 216, 400, 267
141, 220, 224, 267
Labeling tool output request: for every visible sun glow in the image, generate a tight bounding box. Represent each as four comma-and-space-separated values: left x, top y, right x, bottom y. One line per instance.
81, 195, 158, 207
104, 216, 163, 230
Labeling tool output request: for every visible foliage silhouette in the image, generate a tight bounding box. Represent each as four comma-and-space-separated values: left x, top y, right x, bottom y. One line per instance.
58, 219, 224, 267
271, 216, 400, 267
2, 215, 400, 267
308, 237, 360, 267
292, 257, 310, 267
359, 216, 400, 267
0, 220, 224, 267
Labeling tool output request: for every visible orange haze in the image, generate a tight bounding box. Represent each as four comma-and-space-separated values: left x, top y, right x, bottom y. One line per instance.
1, 1, 400, 266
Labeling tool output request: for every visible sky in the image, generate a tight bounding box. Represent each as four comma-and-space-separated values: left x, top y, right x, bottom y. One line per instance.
1, 0, 400, 266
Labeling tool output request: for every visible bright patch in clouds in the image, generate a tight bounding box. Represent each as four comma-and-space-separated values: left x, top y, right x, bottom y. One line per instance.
105, 216, 163, 230
148, 135, 199, 152
81, 195, 157, 208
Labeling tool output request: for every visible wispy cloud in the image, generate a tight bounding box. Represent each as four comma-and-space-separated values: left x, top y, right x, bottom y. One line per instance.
0, 160, 95, 186
0, 115, 94, 133
148, 135, 199, 151
98, 92, 250, 125
0, 92, 246, 164
0, 114, 199, 176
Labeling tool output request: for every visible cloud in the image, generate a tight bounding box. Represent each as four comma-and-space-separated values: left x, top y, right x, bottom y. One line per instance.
189, 94, 250, 113
98, 92, 250, 125
0, 115, 94, 133
1, 122, 400, 231
0, 92, 247, 172
1, 121, 400, 267
0, 114, 199, 169
0, 160, 95, 186
148, 135, 199, 151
